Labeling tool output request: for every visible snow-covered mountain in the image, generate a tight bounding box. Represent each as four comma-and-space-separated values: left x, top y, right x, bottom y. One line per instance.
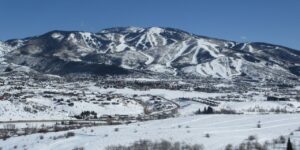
1, 27, 300, 80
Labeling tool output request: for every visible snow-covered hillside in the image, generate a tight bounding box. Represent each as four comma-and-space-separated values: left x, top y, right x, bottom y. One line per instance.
0, 41, 12, 60
1, 114, 300, 150
2, 27, 300, 80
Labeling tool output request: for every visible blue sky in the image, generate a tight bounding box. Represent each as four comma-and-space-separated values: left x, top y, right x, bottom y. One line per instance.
0, 0, 299, 49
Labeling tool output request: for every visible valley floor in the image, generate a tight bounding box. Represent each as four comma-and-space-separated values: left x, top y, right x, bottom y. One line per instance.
1, 114, 300, 150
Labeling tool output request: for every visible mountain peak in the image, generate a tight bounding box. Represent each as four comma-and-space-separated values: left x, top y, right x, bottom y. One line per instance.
99, 26, 145, 34
146, 27, 164, 33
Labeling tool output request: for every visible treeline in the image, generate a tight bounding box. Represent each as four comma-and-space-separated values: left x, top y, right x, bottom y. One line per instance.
195, 106, 214, 114
225, 135, 295, 150
195, 107, 238, 115
74, 111, 97, 119
97, 80, 190, 90
105, 139, 204, 150
104, 135, 296, 150
0, 121, 96, 140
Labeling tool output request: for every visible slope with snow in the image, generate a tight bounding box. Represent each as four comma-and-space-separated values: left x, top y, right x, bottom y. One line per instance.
1, 114, 300, 150
1, 27, 300, 80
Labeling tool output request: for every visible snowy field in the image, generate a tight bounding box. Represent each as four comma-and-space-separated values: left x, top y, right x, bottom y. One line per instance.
0, 99, 143, 121
88, 87, 227, 99
1, 114, 300, 150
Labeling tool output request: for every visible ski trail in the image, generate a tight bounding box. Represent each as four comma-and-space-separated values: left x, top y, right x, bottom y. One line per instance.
139, 51, 154, 65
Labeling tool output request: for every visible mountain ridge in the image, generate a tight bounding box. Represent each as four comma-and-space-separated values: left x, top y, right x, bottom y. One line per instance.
1, 27, 300, 80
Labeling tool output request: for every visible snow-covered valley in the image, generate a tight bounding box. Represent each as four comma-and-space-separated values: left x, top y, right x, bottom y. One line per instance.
0, 75, 300, 149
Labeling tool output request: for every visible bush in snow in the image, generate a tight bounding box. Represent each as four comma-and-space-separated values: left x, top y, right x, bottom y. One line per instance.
114, 128, 119, 132
247, 135, 257, 141
225, 144, 233, 150
272, 135, 286, 144
39, 135, 44, 140
0, 124, 18, 140
65, 132, 75, 138
72, 147, 84, 150
257, 123, 261, 128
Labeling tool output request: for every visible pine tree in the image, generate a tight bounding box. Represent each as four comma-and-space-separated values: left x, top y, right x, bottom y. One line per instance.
207, 106, 214, 114
203, 107, 207, 114
195, 108, 201, 115
287, 138, 293, 150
